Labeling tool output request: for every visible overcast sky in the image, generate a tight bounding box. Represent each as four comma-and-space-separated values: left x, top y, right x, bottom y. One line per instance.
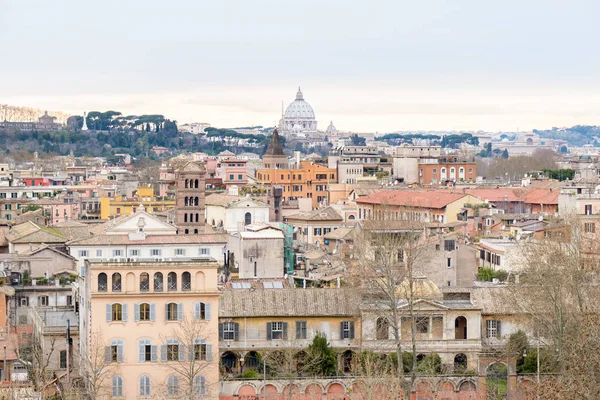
1, 0, 599, 132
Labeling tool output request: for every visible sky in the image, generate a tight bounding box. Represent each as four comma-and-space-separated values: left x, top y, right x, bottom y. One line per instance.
1, 0, 600, 133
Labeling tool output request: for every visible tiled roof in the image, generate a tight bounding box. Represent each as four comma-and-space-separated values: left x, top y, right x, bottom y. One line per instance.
219, 288, 361, 317
205, 194, 243, 206
356, 190, 471, 209
6, 221, 67, 243
68, 233, 229, 246
462, 188, 559, 205
286, 206, 343, 222
324, 227, 354, 240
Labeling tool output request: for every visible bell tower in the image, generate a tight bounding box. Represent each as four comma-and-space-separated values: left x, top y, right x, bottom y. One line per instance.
175, 161, 206, 234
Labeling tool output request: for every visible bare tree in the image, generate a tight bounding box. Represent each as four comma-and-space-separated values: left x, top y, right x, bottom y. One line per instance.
80, 329, 118, 400
352, 215, 432, 397
158, 316, 216, 399
11, 328, 56, 394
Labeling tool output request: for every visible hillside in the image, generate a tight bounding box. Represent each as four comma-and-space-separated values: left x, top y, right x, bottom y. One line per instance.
534, 125, 600, 147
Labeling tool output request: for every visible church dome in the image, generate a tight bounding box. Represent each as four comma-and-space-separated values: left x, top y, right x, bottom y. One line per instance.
396, 276, 443, 301
284, 87, 315, 120
326, 121, 337, 134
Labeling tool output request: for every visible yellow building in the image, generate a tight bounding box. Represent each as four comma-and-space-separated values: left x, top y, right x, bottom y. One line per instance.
100, 185, 175, 219
81, 258, 220, 399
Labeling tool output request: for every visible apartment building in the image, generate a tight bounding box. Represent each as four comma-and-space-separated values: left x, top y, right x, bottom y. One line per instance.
79, 258, 220, 399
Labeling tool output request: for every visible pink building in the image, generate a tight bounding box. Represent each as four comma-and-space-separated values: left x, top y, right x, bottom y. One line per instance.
220, 159, 247, 188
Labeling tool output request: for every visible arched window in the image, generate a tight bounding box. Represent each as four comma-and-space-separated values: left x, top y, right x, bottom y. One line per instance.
195, 213, 199, 222
98, 273, 107, 292
244, 212, 252, 226
194, 229, 198, 234
139, 374, 151, 397
167, 374, 180, 397
111, 303, 123, 321
376, 317, 389, 340
168, 272, 177, 291
137, 303, 152, 321
348, 214, 355, 220
182, 272, 191, 291
112, 273, 122, 292
194, 197, 199, 206
194, 374, 207, 397
454, 353, 467, 370
184, 229, 189, 234
184, 179, 188, 189
140, 273, 149, 292
153, 272, 163, 292
194, 302, 211, 320
112, 375, 124, 397
195, 179, 199, 188
184, 214, 188, 223
455, 316, 467, 340
184, 197, 188, 206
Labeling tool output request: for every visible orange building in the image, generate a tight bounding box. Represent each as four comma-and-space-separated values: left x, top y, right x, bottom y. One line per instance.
256, 161, 337, 208
418, 158, 476, 185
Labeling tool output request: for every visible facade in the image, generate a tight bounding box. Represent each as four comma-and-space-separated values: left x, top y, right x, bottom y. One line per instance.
257, 161, 337, 209
100, 185, 175, 220
418, 158, 477, 185
220, 159, 248, 188
175, 162, 206, 234
391, 145, 441, 184
228, 225, 285, 279
328, 146, 381, 184
205, 194, 269, 233
80, 258, 220, 399
284, 206, 344, 248
278, 88, 317, 137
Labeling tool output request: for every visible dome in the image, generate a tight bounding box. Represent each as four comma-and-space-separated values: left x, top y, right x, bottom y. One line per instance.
326, 121, 337, 134
283, 87, 315, 120
396, 276, 443, 301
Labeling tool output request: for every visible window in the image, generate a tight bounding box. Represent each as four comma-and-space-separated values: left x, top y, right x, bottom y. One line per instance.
175, 248, 186, 256
150, 249, 162, 257
140, 273, 150, 291
244, 212, 252, 226
112, 273, 122, 292
78, 250, 89, 258
447, 257, 452, 268
97, 272, 108, 292
313, 228, 322, 236
129, 249, 140, 257
112, 249, 123, 257
164, 339, 182, 362
96, 249, 102, 257
167, 272, 177, 291
139, 375, 151, 397
136, 303, 153, 322
268, 322, 287, 340
112, 376, 124, 397
59, 350, 67, 369
154, 272, 163, 291
220, 322, 239, 341
199, 248, 209, 256
107, 339, 124, 363
585, 204, 592, 215
376, 317, 389, 340
585, 222, 596, 233
38, 296, 49, 306
416, 317, 429, 334
105, 303, 127, 323
194, 302, 211, 320
66, 295, 73, 306
486, 320, 501, 338
432, 168, 437, 174
166, 303, 182, 321
341, 321, 355, 339
193, 338, 212, 361
194, 375, 207, 397
229, 174, 234, 180
167, 375, 179, 397
182, 272, 191, 291
238, 174, 243, 180
138, 339, 157, 363
296, 321, 307, 339
20, 297, 29, 307
444, 239, 456, 251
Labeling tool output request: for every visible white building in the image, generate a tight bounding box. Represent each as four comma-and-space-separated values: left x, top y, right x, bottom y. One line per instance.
228, 224, 285, 278
67, 208, 229, 270
178, 122, 211, 134
278, 87, 317, 137
205, 194, 270, 233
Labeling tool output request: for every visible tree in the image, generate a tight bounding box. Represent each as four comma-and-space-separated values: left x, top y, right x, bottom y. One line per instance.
303, 331, 337, 377
351, 134, 366, 146
81, 330, 118, 399
12, 329, 56, 393
501, 148, 509, 159
158, 316, 216, 398
352, 216, 432, 397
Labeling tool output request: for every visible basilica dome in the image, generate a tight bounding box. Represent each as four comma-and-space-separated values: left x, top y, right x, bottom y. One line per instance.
284, 88, 315, 119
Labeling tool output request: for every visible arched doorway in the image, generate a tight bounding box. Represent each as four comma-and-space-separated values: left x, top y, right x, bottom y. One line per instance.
486, 363, 508, 400
455, 316, 467, 339
454, 353, 467, 371
221, 351, 239, 374
243, 351, 260, 372
245, 212, 252, 226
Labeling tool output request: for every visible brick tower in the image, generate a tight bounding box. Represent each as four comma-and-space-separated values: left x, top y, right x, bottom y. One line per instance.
175, 161, 206, 234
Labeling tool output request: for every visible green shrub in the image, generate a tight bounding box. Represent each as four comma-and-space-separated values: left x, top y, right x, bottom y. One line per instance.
240, 369, 261, 379
494, 269, 509, 282
478, 267, 495, 282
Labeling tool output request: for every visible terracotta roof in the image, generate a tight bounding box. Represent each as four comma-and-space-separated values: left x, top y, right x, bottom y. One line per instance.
205, 194, 243, 206
356, 190, 471, 209
324, 227, 354, 240
285, 206, 343, 222
219, 288, 361, 317
6, 221, 67, 244
67, 233, 229, 246
462, 188, 559, 205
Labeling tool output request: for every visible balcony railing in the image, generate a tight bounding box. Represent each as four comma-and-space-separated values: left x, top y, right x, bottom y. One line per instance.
98, 283, 107, 292
182, 282, 191, 291
140, 282, 150, 292
168, 282, 177, 291
154, 283, 163, 292
112, 282, 121, 292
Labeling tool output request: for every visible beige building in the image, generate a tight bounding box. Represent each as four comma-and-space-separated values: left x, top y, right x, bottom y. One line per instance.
79, 258, 220, 399
228, 224, 284, 279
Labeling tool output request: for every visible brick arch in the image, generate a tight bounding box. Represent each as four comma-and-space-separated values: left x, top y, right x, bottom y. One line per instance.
414, 380, 434, 393
437, 380, 455, 392
458, 380, 477, 391
237, 383, 257, 396
306, 383, 324, 400
326, 382, 346, 399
